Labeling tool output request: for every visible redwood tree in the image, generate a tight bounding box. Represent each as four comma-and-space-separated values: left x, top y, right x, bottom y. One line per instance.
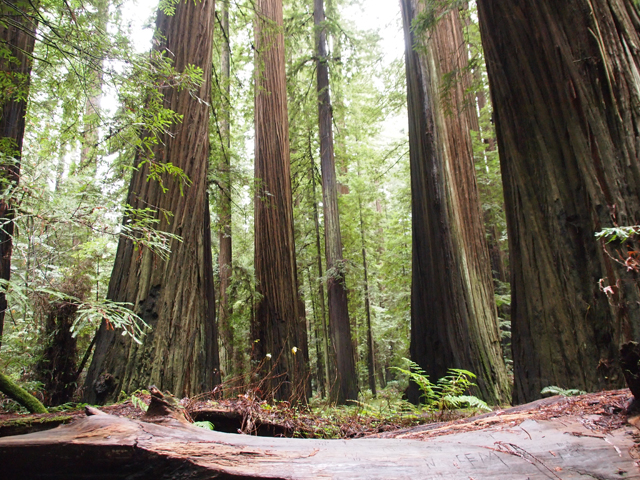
0, 2, 38, 348
83, 0, 220, 402
314, 0, 358, 403
401, 0, 510, 404
217, 0, 234, 375
477, 0, 640, 403
253, 0, 308, 401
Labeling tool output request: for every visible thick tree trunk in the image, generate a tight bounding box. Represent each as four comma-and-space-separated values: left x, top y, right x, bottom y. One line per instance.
401, 0, 510, 404
83, 0, 220, 403
217, 0, 234, 377
37, 301, 80, 406
0, 2, 37, 348
477, 0, 640, 403
253, 0, 308, 402
314, 0, 358, 404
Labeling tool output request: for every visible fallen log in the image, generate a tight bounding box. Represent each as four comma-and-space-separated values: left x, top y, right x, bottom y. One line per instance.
0, 392, 638, 479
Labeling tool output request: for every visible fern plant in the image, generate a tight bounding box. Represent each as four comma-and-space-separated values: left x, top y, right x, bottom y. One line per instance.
393, 359, 490, 412
540, 386, 586, 397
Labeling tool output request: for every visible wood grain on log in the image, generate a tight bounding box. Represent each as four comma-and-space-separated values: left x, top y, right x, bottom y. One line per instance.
0, 406, 638, 479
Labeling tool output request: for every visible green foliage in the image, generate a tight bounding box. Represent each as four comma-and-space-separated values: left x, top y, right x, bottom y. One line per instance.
392, 359, 490, 412
595, 226, 640, 243
193, 420, 215, 430
540, 386, 586, 397
131, 394, 149, 412
411, 0, 468, 34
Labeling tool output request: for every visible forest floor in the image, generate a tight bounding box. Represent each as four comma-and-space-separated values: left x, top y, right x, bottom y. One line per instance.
0, 387, 633, 440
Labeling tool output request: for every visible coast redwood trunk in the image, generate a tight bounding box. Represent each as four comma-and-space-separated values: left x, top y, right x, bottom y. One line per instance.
314, 0, 358, 403
84, 0, 220, 403
253, 0, 308, 401
0, 2, 37, 348
401, 0, 510, 404
478, 0, 640, 403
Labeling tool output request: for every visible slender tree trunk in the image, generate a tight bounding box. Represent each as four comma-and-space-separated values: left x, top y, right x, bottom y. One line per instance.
477, 0, 640, 403
83, 0, 220, 403
309, 140, 330, 397
307, 267, 325, 397
359, 197, 376, 396
314, 0, 358, 404
217, 0, 234, 376
0, 2, 37, 349
253, 0, 308, 402
401, 0, 510, 404
78, 0, 108, 177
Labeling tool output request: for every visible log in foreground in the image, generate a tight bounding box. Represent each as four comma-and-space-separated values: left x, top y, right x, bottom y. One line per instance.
0, 401, 638, 479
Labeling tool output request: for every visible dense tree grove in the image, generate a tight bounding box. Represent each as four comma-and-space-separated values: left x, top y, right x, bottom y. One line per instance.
0, 0, 639, 415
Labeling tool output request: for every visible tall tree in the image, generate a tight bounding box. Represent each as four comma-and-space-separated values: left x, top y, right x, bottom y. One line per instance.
314, 0, 358, 403
253, 0, 308, 401
401, 0, 510, 404
477, 0, 640, 403
217, 0, 234, 375
0, 1, 38, 348
83, 0, 220, 403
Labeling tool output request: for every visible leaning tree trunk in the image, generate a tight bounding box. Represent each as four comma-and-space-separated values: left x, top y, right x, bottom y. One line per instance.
253, 0, 308, 402
477, 0, 640, 403
83, 0, 220, 403
314, 0, 358, 404
401, 0, 510, 404
0, 2, 38, 348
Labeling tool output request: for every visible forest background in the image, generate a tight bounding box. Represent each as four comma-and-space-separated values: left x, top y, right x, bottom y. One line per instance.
2, 0, 626, 414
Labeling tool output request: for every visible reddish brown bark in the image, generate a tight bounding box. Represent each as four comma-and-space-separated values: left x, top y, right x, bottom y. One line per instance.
253, 0, 308, 401
314, 0, 358, 403
84, 0, 220, 402
477, 0, 640, 403
401, 0, 510, 404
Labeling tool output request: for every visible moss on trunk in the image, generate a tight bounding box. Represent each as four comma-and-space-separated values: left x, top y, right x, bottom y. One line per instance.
0, 372, 47, 414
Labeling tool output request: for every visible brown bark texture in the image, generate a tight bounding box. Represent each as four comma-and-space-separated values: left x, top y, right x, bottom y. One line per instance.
314, 0, 358, 403
37, 302, 80, 406
477, 0, 640, 403
0, 2, 37, 348
253, 0, 308, 401
83, 0, 220, 403
217, 1, 234, 376
310, 148, 331, 397
401, 0, 510, 404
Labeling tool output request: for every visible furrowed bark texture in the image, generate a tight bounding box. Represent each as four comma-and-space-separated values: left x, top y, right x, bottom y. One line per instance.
84, 0, 220, 403
0, 2, 37, 348
401, 0, 510, 404
314, 0, 358, 403
477, 0, 640, 403
253, 0, 308, 401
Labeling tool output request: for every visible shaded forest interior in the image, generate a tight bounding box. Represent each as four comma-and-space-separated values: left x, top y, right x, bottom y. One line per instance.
1, 0, 640, 465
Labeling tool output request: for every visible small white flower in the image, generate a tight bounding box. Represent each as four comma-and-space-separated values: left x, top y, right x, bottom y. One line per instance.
266, 353, 272, 359
292, 346, 298, 355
